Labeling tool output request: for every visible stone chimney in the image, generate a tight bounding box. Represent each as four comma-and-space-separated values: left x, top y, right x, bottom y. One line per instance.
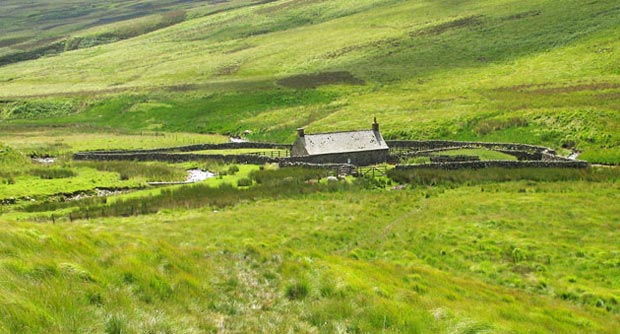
297, 128, 305, 137
372, 117, 379, 132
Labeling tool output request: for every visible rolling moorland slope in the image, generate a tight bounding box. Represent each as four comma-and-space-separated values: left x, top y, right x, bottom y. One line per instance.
1, 1, 620, 333
0, 0, 619, 162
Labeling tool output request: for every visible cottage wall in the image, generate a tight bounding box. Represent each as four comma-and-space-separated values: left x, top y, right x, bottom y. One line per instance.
287, 149, 388, 166
291, 137, 308, 157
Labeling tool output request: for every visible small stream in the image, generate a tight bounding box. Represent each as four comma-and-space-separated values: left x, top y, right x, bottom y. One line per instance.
148, 169, 215, 186
32, 157, 56, 164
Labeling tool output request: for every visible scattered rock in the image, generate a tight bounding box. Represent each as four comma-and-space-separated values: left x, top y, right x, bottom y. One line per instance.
0, 197, 16, 205
568, 151, 581, 160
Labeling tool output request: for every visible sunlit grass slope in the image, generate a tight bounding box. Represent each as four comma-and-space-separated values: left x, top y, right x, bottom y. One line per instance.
1, 0, 618, 162
1, 178, 619, 333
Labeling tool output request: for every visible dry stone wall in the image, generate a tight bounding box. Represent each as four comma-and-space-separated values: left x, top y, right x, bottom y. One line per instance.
74, 152, 278, 164
395, 160, 589, 171
84, 142, 291, 154
73, 140, 587, 170
387, 140, 555, 154
279, 161, 357, 175
430, 155, 480, 162
285, 150, 388, 166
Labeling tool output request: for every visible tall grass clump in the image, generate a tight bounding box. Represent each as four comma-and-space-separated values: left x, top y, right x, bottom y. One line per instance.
0, 144, 29, 183
285, 281, 310, 301
29, 167, 76, 179
388, 167, 620, 186
74, 161, 186, 182
46, 167, 352, 221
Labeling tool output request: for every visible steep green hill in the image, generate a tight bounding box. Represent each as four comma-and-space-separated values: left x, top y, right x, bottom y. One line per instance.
1, 0, 619, 162
0, 0, 261, 63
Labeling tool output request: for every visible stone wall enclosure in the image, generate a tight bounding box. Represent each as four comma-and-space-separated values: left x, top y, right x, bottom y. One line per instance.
73, 140, 589, 171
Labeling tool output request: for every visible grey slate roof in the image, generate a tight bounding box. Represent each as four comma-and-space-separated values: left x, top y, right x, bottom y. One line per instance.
300, 130, 388, 155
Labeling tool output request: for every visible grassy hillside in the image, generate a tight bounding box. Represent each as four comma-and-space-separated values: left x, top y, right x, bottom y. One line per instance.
0, 0, 619, 162
1, 2, 620, 332
0, 0, 262, 58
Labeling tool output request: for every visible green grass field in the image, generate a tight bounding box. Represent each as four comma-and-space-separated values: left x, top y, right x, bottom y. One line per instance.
1, 167, 619, 333
1, 0, 620, 333
431, 149, 518, 161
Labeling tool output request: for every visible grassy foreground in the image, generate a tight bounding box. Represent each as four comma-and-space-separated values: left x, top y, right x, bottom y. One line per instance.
1, 174, 619, 333
1, 0, 620, 332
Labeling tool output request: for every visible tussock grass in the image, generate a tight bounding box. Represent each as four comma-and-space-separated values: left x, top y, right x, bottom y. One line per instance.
2, 179, 619, 333
74, 161, 186, 182
29, 167, 76, 179
47, 167, 348, 220
388, 167, 620, 186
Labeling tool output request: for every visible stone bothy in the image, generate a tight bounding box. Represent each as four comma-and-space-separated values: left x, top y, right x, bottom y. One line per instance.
290, 119, 389, 166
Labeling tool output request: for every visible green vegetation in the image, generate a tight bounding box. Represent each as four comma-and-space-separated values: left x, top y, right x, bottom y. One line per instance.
0, 125, 228, 155
433, 149, 518, 161
1, 0, 620, 333
73, 161, 186, 182
389, 166, 620, 187
1, 168, 619, 333
0, 0, 619, 162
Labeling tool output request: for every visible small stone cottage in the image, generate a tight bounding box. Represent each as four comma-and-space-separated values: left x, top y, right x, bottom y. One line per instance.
290, 119, 389, 166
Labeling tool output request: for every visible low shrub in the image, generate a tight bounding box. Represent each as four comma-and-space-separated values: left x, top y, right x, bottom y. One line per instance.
237, 178, 251, 187
388, 167, 620, 186
228, 165, 240, 175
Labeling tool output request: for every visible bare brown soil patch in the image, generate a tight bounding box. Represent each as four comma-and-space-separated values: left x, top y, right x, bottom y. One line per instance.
276, 71, 365, 89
